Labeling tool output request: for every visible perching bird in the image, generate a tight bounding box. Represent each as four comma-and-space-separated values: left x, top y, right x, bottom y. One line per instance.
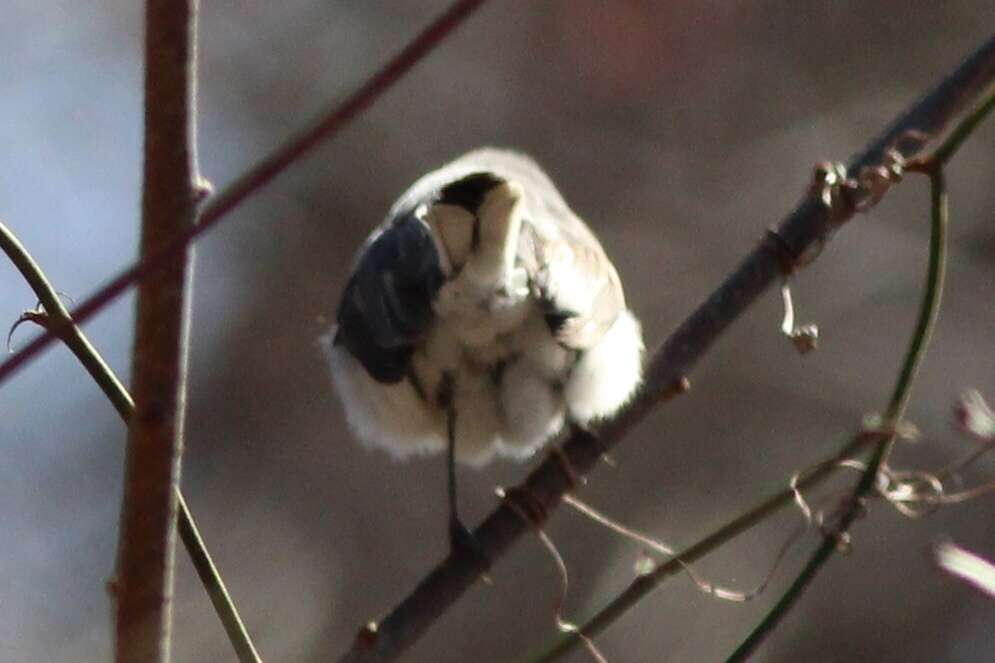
327, 148, 643, 549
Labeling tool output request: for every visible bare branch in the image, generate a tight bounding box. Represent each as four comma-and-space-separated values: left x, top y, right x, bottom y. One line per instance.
0, 0, 491, 385
114, 2, 198, 661
538, 77, 995, 660
335, 35, 995, 663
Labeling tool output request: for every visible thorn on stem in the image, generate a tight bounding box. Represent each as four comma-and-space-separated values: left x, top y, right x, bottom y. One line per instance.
661, 375, 691, 401
497, 485, 550, 530
817, 496, 862, 555
6, 307, 50, 352
548, 446, 582, 492
633, 551, 656, 576
353, 622, 379, 651
194, 176, 215, 202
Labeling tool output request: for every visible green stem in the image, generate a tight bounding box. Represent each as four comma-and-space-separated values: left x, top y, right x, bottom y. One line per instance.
724, 442, 885, 663
524, 72, 978, 663
0, 220, 261, 663
524, 435, 874, 663
886, 170, 948, 422
725, 167, 948, 663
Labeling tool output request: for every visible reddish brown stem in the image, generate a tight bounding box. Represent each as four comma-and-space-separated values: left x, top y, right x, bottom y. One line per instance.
114, 1, 197, 661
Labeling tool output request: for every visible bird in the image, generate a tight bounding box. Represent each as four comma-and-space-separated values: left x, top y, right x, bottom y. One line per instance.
326, 148, 643, 551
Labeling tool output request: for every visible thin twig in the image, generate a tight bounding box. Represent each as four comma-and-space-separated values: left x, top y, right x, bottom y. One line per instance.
335, 35, 995, 663
725, 165, 949, 663
0, 219, 262, 661
115, 2, 198, 661
0, 0, 491, 656
724, 73, 995, 660
562, 491, 806, 604
1, 223, 131, 417
497, 488, 608, 663
0, 0, 490, 386
523, 435, 873, 663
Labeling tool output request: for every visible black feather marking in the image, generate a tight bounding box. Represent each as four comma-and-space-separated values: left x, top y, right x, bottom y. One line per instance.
407, 366, 428, 402
437, 172, 504, 213
436, 371, 454, 408
471, 216, 481, 252
490, 358, 510, 386
335, 211, 443, 383
543, 311, 573, 336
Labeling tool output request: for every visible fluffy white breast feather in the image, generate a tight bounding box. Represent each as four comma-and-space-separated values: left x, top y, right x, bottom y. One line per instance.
327, 149, 643, 466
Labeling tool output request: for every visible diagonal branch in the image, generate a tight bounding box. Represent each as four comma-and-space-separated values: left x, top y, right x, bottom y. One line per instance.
335, 35, 995, 663
0, 0, 490, 386
114, 1, 199, 661
530, 51, 995, 663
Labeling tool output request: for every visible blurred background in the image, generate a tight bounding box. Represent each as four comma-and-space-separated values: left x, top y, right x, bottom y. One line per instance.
2, 2, 994, 661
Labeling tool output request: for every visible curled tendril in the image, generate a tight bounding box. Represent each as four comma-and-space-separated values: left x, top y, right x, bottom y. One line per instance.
6, 304, 50, 353
496, 487, 607, 663
780, 283, 819, 354
562, 493, 808, 605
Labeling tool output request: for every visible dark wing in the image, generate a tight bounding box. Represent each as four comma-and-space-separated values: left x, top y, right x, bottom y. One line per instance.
334, 210, 443, 383
343, 147, 627, 364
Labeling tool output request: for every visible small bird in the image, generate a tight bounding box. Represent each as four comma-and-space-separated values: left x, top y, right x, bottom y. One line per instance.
327, 148, 643, 550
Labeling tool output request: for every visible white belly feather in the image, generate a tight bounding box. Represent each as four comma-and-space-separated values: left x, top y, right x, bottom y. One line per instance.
328, 149, 643, 467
